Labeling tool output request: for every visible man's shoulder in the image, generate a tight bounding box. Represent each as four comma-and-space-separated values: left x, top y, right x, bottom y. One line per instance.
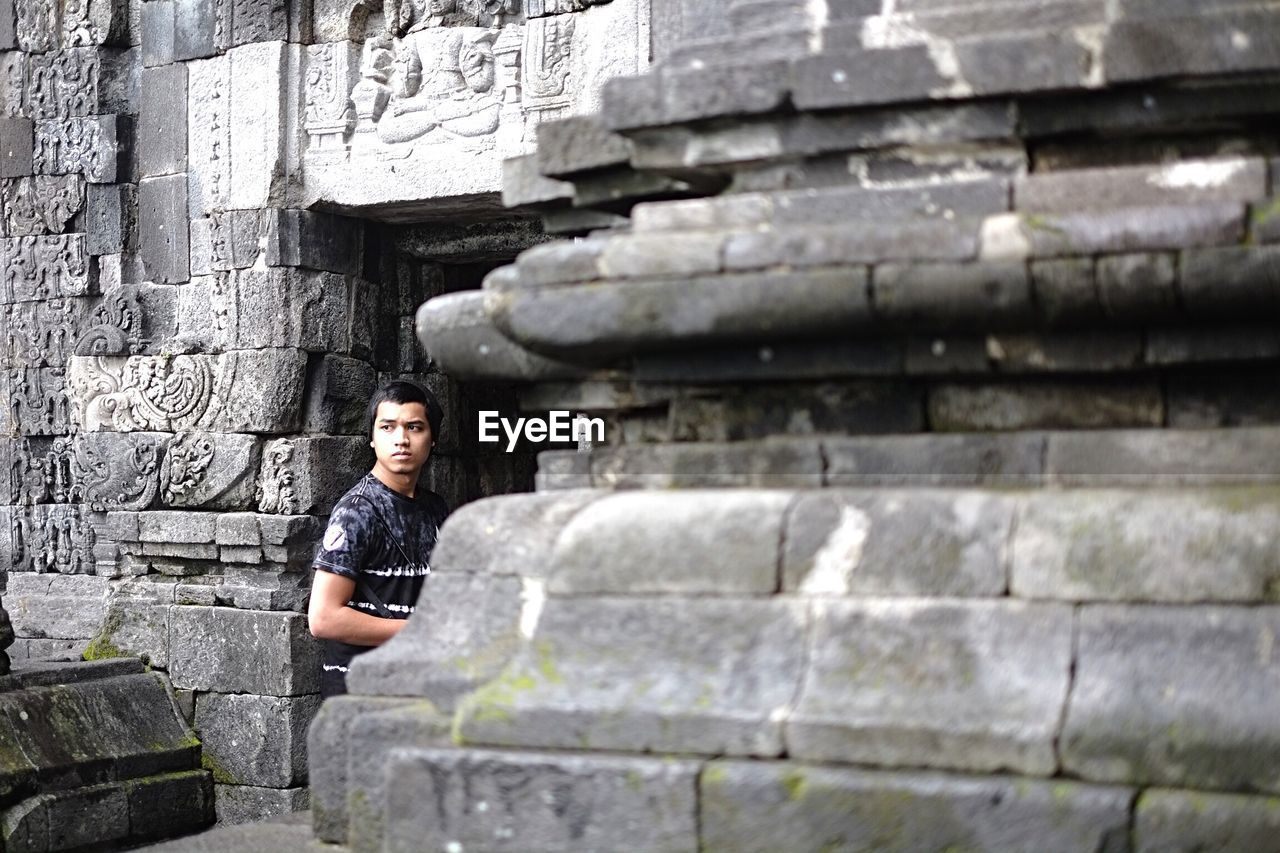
331, 474, 382, 515
417, 489, 450, 521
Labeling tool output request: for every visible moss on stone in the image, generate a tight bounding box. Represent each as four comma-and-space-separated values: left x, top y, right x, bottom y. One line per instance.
200, 751, 237, 785
780, 768, 809, 802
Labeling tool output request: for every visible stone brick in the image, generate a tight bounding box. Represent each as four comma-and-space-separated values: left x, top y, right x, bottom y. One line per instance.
549, 490, 791, 595
212, 784, 308, 826
953, 30, 1093, 95
139, 63, 188, 178
3, 783, 130, 850
1180, 245, 1280, 315
195, 692, 321, 788
86, 183, 137, 255
139, 174, 191, 284
230, 0, 287, 46
257, 435, 369, 516
228, 41, 291, 210
1096, 252, 1178, 319
456, 597, 807, 756
305, 696, 419, 844
981, 204, 1244, 260
724, 219, 977, 270
872, 261, 1032, 329
1135, 788, 1280, 853
0, 117, 32, 178
381, 748, 699, 853
928, 379, 1164, 431
1028, 256, 1100, 322
701, 762, 1133, 853
87, 599, 171, 668
535, 115, 632, 178
783, 490, 1012, 597
125, 770, 214, 843
501, 153, 573, 208
824, 432, 1046, 486
159, 432, 262, 511
987, 331, 1142, 373
6, 573, 111, 640
1167, 366, 1280, 428
671, 382, 921, 442
1062, 605, 1280, 792
534, 450, 592, 491
214, 269, 351, 353
1147, 326, 1280, 366
214, 348, 309, 434
597, 232, 724, 280
169, 606, 320, 696
137, 510, 216, 544
1017, 156, 1267, 213
792, 46, 950, 111
302, 355, 377, 435
1104, 9, 1280, 83
1046, 427, 1280, 486
264, 209, 362, 277
591, 441, 824, 489
1012, 489, 1280, 602
141, 0, 176, 67
173, 0, 223, 61
493, 269, 873, 361
789, 599, 1072, 774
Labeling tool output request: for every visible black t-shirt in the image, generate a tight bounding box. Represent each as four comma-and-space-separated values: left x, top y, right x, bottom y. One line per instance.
312, 473, 449, 693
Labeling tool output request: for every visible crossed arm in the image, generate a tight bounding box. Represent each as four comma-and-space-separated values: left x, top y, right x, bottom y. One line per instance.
307, 570, 408, 647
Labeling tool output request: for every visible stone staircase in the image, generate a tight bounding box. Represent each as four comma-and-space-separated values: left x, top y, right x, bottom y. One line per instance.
306, 2, 1280, 851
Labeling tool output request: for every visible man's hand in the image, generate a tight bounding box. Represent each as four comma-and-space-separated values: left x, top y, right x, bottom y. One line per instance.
307, 570, 408, 647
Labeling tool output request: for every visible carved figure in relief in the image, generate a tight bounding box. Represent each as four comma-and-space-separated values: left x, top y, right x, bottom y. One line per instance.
9, 369, 71, 436
76, 434, 163, 511
5, 298, 79, 368
68, 356, 213, 432
257, 440, 298, 514
16, 0, 57, 52
3, 235, 90, 302
75, 286, 143, 356
28, 50, 100, 119
161, 432, 216, 505
3, 176, 85, 237
11, 506, 93, 574
13, 437, 80, 505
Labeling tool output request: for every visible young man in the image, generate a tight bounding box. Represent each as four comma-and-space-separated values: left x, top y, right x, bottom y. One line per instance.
308, 380, 450, 698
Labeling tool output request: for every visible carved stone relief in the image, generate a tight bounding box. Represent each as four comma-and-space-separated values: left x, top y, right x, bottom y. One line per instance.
66, 355, 215, 433
28, 50, 101, 119
74, 285, 143, 356
11, 504, 95, 574
2, 175, 85, 237
33, 117, 119, 183
0, 53, 28, 118
256, 439, 298, 514
1, 235, 92, 303
74, 432, 169, 511
15, 0, 58, 53
522, 13, 574, 112
12, 437, 81, 505
160, 432, 262, 509
3, 297, 85, 368
62, 0, 128, 46
9, 368, 73, 436
304, 42, 361, 150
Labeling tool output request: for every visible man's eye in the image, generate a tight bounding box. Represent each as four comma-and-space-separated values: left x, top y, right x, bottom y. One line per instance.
408, 424, 421, 431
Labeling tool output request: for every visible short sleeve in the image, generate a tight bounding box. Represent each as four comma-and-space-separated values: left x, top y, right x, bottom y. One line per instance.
313, 499, 369, 580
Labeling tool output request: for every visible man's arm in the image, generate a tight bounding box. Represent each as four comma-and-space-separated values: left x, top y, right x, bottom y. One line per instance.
307, 570, 408, 646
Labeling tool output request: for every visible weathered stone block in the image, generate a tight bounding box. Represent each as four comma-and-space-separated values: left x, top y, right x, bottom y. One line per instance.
159, 432, 261, 510
139, 63, 188, 178
33, 116, 125, 183
256, 436, 369, 516
213, 349, 308, 434
724, 219, 977, 270
230, 0, 287, 46
86, 599, 171, 668
928, 379, 1164, 431
1017, 156, 1267, 213
86, 183, 137, 255
6, 573, 110, 640
125, 770, 214, 843
263, 209, 362, 276
187, 53, 230, 216
549, 490, 791, 595
670, 381, 921, 441
0, 117, 33, 178
783, 490, 1013, 597
302, 355, 376, 435
382, 748, 699, 853
173, 0, 224, 61
1096, 252, 1178, 319
1046, 427, 1280, 485
228, 41, 290, 210
456, 598, 807, 756
2, 234, 92, 302
75, 432, 170, 512
1104, 10, 1280, 83
214, 512, 260, 546
1180, 245, 1280, 315
986, 331, 1143, 373
702, 762, 1132, 853
1063, 605, 1280, 792
11, 504, 95, 574
137, 510, 216, 544
1135, 788, 1280, 853
789, 599, 1072, 775
3, 782, 130, 850
873, 261, 1032, 328
792, 46, 950, 111
169, 606, 319, 696
1012, 489, 1280, 602
141, 0, 176, 67
195, 692, 320, 788
2, 174, 84, 237
139, 174, 190, 284
591, 441, 824, 489
213, 269, 351, 352
212, 784, 308, 826
980, 204, 1244, 260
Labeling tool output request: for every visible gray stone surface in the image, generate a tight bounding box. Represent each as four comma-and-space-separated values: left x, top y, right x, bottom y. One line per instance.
264, 209, 362, 277
195, 692, 321, 788
783, 490, 1012, 597
302, 355, 377, 435
824, 432, 1047, 486
86, 182, 137, 255
1181, 245, 1280, 315
213, 349, 309, 434
791, 47, 950, 111
75, 431, 170, 512
0, 118, 33, 178
1046, 427, 1280, 485
1012, 489, 1280, 602
139, 174, 191, 284
701, 762, 1133, 853
928, 379, 1164, 431
139, 63, 188, 178
789, 599, 1072, 775
1096, 252, 1178, 319
981, 203, 1244, 260
456, 597, 808, 756
215, 269, 352, 353
1135, 788, 1280, 853
4, 782, 131, 851
126, 770, 215, 845
873, 261, 1032, 328
549, 490, 792, 595
256, 436, 369, 516
591, 441, 824, 489
160, 432, 262, 510
724, 219, 978, 270
381, 748, 699, 853
137, 510, 217, 544
213, 784, 309, 827
6, 574, 110, 640
142, 0, 176, 67
169, 606, 319, 696
1104, 9, 1280, 82
1063, 605, 1280, 792
1016, 156, 1267, 213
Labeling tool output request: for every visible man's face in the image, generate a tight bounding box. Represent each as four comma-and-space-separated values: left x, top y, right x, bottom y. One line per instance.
370, 400, 432, 477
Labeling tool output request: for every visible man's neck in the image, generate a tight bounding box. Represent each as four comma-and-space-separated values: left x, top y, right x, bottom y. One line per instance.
371, 464, 419, 498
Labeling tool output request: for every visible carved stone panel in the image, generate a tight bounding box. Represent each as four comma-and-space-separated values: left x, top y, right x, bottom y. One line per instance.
61, 0, 130, 46
9, 368, 72, 435
1, 175, 85, 237
160, 431, 262, 510
522, 13, 575, 112
188, 53, 231, 216
304, 41, 360, 150
33, 116, 122, 183
74, 284, 144, 357
28, 50, 102, 119
11, 504, 95, 574
0, 53, 27, 118
66, 355, 215, 433
1, 234, 92, 302
12, 437, 81, 505
257, 435, 368, 515
3, 296, 89, 368
15, 0, 57, 53
74, 432, 170, 511
212, 269, 351, 352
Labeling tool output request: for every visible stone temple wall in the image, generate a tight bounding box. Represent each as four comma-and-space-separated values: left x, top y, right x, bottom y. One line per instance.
308, 1, 1280, 851
0, 0, 646, 828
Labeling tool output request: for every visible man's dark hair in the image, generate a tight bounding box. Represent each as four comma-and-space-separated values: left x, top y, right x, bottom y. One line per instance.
366, 380, 444, 441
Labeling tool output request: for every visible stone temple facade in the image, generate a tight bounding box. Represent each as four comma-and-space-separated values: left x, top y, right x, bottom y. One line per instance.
5, 0, 1280, 849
